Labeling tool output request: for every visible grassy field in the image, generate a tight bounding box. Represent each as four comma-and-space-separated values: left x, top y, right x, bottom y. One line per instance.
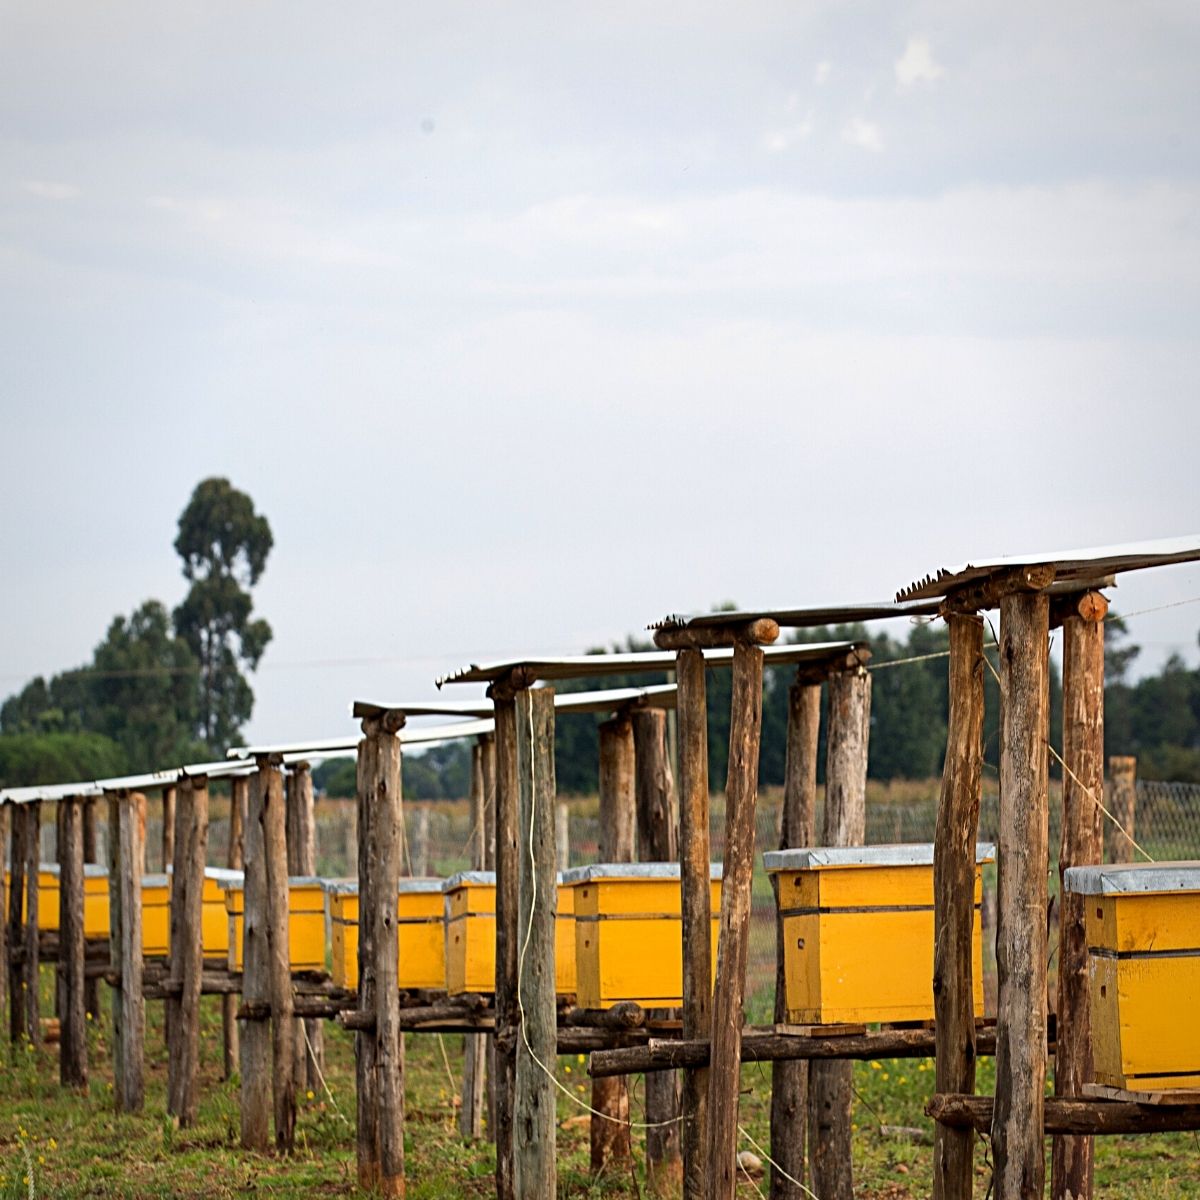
2, 971, 1199, 1198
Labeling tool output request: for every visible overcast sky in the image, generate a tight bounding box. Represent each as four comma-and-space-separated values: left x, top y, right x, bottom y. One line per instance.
2, 2, 1198, 748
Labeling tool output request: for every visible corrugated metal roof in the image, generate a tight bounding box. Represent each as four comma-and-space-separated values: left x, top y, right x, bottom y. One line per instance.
0, 781, 106, 804
353, 683, 678, 723
650, 599, 941, 632
437, 640, 864, 687
237, 718, 499, 761
897, 535, 1200, 603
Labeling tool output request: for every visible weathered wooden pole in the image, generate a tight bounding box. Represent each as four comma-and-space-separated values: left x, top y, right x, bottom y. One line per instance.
479, 732, 498, 1144
107, 790, 145, 1111
58, 795, 88, 1088
706, 639, 768, 1200
167, 775, 209, 1126
286, 762, 323, 1092
1107, 756, 1137, 865
632, 705, 683, 1192
992, 587, 1052, 1199
591, 714, 636, 1172
461, 740, 490, 1142
22, 800, 41, 1046
491, 686, 521, 1200
82, 798, 100, 1019
365, 713, 406, 1197
1052, 591, 1107, 1200
555, 803, 570, 872
241, 765, 273, 1149
224, 774, 248, 1080
932, 611, 985, 1200
676, 647, 712, 1200
8, 803, 28, 1044
770, 674, 821, 1200
354, 732, 379, 1186
809, 666, 871, 1200
515, 685, 558, 1199
262, 758, 296, 1152
162, 784, 176, 874
412, 805, 431, 878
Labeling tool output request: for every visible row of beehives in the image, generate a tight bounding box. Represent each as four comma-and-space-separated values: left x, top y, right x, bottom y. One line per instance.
10, 847, 1195, 1090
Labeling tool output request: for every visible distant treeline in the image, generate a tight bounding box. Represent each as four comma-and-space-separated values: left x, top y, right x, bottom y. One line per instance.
316, 613, 1200, 800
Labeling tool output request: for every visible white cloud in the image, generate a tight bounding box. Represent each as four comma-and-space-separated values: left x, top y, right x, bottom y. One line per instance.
814, 61, 832, 86
762, 113, 814, 154
22, 180, 79, 201
842, 117, 883, 152
895, 36, 944, 89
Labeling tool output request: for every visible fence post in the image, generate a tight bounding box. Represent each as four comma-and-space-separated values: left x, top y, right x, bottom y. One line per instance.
59, 796, 88, 1089
224, 774, 248, 1080
286, 762, 323, 1093
241, 765, 272, 1150
460, 740, 489, 1142
1107, 756, 1137, 864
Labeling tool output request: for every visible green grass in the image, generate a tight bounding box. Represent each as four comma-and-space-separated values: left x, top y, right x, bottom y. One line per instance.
2, 967, 1199, 1197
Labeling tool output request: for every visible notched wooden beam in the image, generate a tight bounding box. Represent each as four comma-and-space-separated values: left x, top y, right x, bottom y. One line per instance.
653, 617, 780, 651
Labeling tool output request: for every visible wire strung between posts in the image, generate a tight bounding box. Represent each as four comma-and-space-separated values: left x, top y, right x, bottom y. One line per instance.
737, 1123, 824, 1200
978, 648, 1153, 863
516, 697, 683, 1130
300, 1013, 352, 1127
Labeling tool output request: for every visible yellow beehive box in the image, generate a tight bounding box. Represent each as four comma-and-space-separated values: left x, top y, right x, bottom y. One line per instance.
37, 863, 111, 938
142, 873, 171, 957
223, 875, 328, 973
444, 871, 577, 997
325, 878, 447, 991
764, 843, 993, 1025
565, 863, 723, 1010
1065, 861, 1200, 1091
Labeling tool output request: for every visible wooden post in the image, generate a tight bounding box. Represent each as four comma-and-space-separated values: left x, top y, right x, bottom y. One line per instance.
677, 647, 712, 1200
1052, 594, 1107, 1200
355, 733, 379, 1187
8, 803, 27, 1044
82, 798, 100, 1019
224, 774, 248, 1080
167, 776, 208, 1126
632, 706, 682, 1192
412, 805, 430, 878
480, 732, 498, 1144
55, 799, 66, 1023
241, 766, 272, 1150
591, 715, 636, 1172
366, 715, 406, 1197
461, 740, 489, 1143
59, 796, 88, 1088
555, 803, 570, 872
1107, 756, 1137, 865
514, 684, 557, 1199
809, 667, 871, 1200
262, 759, 296, 1152
770, 677, 821, 1200
492, 691, 520, 1200
108, 791, 145, 1111
706, 641, 767, 1200
286, 763, 323, 1093
932, 613, 985, 1200
162, 785, 176, 874
991, 590, 1051, 1199
22, 801, 41, 1046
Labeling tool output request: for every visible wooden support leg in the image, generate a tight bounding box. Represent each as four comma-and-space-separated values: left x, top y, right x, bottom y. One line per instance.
355, 735, 380, 1188
493, 695, 520, 1200
109, 792, 145, 1112
590, 715, 636, 1173
1106, 756, 1137, 865
59, 797, 88, 1089
676, 648, 712, 1200
991, 591, 1050, 1200
286, 764, 324, 1093
770, 677, 821, 1200
263, 762, 296, 1153
9, 804, 28, 1044
224, 775, 247, 1082
368, 718, 405, 1197
167, 777, 208, 1127
1052, 597, 1106, 1200
632, 706, 683, 1194
460, 741, 489, 1143
82, 799, 100, 1020
809, 668, 870, 1200
0, 804, 9, 1030
933, 614, 985, 1200
514, 685, 557, 1199
241, 767, 272, 1150
23, 801, 41, 1047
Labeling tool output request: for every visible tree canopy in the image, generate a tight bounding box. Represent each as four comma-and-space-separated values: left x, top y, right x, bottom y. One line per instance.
172, 477, 273, 749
